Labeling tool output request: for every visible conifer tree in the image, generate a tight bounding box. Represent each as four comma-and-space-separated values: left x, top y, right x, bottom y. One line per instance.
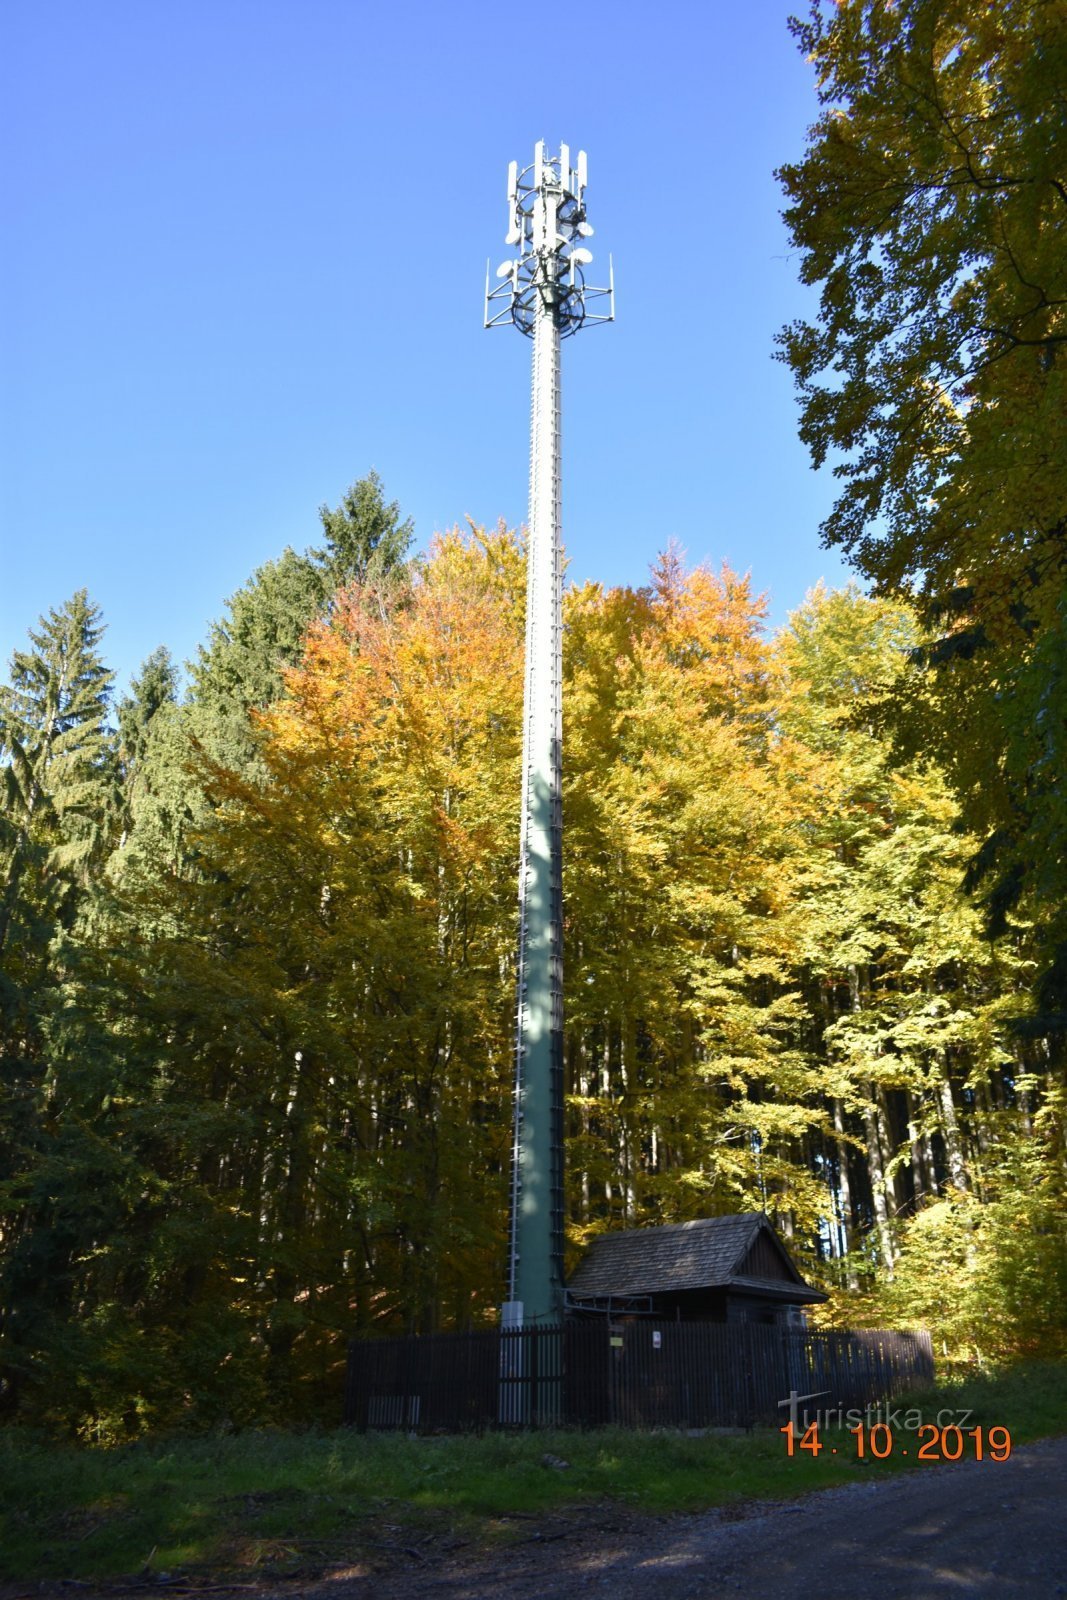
110, 647, 189, 882
315, 468, 414, 590
187, 471, 413, 775
0, 591, 119, 1420
0, 589, 117, 959
117, 646, 180, 774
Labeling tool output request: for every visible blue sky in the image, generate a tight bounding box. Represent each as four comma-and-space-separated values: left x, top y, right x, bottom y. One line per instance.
1, 0, 854, 696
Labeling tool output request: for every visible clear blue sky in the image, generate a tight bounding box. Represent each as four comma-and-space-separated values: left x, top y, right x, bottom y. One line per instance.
1, 0, 854, 696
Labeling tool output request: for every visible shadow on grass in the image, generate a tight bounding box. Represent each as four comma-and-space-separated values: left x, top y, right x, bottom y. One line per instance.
1, 1360, 1064, 1582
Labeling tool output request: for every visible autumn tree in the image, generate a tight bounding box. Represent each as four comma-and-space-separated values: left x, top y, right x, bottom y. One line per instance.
776, 583, 1065, 1347
777, 586, 1036, 1283
563, 553, 827, 1258
3, 528, 1060, 1432
778, 0, 1067, 1032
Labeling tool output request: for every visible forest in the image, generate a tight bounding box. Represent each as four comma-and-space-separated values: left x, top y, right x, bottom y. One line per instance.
2, 0, 1066, 1439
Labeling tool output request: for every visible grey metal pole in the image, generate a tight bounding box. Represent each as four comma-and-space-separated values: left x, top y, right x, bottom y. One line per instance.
509, 286, 565, 1326
485, 143, 613, 1339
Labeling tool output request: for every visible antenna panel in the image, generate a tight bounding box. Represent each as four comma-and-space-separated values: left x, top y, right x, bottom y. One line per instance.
545, 191, 558, 248
577, 150, 587, 192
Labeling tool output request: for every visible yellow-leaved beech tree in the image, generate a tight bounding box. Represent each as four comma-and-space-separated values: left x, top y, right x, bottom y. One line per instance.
563, 549, 828, 1252
204, 525, 529, 1358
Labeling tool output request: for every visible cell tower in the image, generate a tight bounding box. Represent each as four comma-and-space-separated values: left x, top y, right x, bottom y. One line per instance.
485, 142, 614, 1330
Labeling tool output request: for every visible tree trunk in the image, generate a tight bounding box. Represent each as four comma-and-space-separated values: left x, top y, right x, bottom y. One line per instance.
906, 1090, 925, 1211
832, 1096, 856, 1275
938, 1060, 970, 1192
863, 1090, 896, 1275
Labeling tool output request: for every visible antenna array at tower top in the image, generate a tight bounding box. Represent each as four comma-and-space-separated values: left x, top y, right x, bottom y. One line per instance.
485, 139, 614, 338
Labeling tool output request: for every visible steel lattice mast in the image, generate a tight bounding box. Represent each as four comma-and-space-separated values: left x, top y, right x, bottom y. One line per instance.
485, 142, 613, 1329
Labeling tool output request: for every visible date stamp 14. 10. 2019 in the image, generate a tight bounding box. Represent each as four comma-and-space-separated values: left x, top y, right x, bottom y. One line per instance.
781, 1420, 1013, 1462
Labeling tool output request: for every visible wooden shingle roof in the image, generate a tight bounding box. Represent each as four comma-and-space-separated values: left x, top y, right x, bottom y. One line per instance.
567, 1213, 826, 1302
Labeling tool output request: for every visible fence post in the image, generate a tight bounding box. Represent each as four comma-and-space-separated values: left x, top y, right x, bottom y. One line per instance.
344, 1340, 357, 1428
530, 1325, 540, 1427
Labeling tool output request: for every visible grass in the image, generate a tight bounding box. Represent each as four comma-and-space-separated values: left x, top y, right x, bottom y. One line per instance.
1, 1361, 1064, 1583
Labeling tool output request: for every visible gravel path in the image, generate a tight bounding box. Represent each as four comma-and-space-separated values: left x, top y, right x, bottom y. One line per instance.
296, 1433, 1067, 1600
8, 1435, 1064, 1600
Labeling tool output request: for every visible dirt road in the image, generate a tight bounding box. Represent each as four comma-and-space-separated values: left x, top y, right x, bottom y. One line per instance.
297, 1433, 1066, 1600
10, 1435, 1063, 1600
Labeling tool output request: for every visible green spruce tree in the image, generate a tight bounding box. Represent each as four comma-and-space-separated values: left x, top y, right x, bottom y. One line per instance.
0, 589, 117, 961
0, 591, 119, 1420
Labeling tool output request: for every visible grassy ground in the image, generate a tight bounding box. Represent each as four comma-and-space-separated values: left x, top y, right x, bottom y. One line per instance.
1, 1361, 1064, 1584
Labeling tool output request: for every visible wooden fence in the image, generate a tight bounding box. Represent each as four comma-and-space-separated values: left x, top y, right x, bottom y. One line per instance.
344, 1321, 934, 1432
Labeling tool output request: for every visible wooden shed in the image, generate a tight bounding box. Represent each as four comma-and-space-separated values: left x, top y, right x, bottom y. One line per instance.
566, 1212, 828, 1327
